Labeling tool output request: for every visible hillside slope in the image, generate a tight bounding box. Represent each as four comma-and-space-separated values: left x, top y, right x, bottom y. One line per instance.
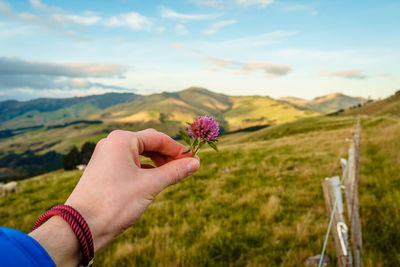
341, 90, 400, 116
96, 87, 317, 131
0, 93, 139, 129
225, 96, 316, 130
280, 93, 367, 113
1, 115, 399, 265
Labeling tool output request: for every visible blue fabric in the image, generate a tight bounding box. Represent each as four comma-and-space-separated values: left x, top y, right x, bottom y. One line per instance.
0, 227, 55, 267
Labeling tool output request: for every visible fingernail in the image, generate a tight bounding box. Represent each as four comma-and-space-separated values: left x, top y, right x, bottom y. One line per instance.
187, 159, 200, 176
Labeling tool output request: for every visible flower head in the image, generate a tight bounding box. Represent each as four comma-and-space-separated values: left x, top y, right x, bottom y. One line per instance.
188, 116, 219, 140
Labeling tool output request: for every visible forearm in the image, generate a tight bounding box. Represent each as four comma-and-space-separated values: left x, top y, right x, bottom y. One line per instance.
29, 217, 81, 267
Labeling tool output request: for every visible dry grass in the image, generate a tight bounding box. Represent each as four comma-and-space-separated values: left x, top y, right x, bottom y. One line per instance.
1, 115, 399, 266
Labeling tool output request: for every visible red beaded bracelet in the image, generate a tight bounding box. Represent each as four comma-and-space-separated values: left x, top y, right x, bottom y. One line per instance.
33, 205, 94, 267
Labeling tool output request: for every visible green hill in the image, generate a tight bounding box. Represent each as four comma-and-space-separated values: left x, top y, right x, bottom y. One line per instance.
341, 90, 400, 116
1, 114, 399, 265
280, 93, 367, 113
0, 93, 139, 129
95, 87, 317, 131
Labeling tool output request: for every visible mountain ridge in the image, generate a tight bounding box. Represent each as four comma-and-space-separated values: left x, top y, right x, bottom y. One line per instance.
0, 87, 366, 131
279, 92, 367, 113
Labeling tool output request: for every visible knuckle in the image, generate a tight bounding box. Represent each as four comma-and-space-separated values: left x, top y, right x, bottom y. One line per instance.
108, 129, 125, 139
96, 138, 106, 146
145, 128, 157, 134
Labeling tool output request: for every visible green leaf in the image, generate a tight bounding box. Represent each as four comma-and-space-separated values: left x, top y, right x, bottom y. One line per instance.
207, 140, 218, 152
186, 122, 192, 126
179, 130, 191, 146
199, 140, 206, 148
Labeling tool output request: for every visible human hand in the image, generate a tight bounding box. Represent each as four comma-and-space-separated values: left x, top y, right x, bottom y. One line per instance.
30, 129, 200, 266
66, 129, 200, 251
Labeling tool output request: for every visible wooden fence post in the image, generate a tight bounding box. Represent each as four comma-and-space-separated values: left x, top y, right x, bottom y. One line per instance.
322, 176, 352, 267
343, 117, 362, 267
350, 117, 362, 267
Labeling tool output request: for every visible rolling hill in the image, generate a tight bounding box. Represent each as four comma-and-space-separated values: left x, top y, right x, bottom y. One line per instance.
0, 87, 317, 181
341, 90, 400, 116
93, 87, 317, 131
0, 93, 139, 129
279, 93, 367, 113
1, 113, 399, 265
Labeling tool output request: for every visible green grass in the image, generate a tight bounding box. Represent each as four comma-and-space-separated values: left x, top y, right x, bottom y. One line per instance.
1, 115, 399, 266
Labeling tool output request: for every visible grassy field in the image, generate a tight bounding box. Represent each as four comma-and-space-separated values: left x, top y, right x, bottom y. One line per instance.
1, 114, 399, 266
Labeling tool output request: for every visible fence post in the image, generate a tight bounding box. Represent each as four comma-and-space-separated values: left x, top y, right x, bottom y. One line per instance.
350, 117, 362, 267
322, 176, 352, 267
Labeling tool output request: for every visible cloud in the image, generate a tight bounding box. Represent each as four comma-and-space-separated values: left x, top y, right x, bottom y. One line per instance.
189, 0, 274, 8
236, 0, 274, 8
29, 0, 61, 12
1, 0, 152, 41
0, 0, 11, 13
0, 57, 127, 77
0, 57, 130, 91
175, 24, 188, 34
0, 0, 100, 39
281, 3, 317, 16
172, 43, 185, 49
189, 0, 223, 8
321, 69, 368, 79
105, 12, 152, 31
204, 20, 236, 34
205, 56, 291, 76
160, 6, 220, 21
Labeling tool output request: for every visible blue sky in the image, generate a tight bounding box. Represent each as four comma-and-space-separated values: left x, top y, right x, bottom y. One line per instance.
0, 0, 399, 101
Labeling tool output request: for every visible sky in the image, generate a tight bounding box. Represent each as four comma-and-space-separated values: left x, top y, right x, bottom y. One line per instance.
0, 0, 399, 101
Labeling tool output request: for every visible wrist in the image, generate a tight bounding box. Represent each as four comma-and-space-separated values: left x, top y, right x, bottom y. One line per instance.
29, 216, 81, 267
64, 199, 112, 252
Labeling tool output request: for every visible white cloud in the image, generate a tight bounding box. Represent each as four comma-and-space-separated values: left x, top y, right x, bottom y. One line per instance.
205, 56, 291, 76
190, 0, 274, 9
172, 43, 185, 50
0, 0, 11, 13
60, 14, 101, 25
28, 0, 60, 12
204, 20, 236, 34
156, 26, 166, 33
106, 12, 152, 31
175, 24, 188, 34
236, 0, 274, 8
281, 3, 317, 16
160, 6, 220, 21
0, 0, 100, 39
321, 69, 367, 79
189, 0, 223, 8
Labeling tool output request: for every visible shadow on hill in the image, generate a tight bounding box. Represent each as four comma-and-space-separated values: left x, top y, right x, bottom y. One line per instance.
0, 150, 63, 182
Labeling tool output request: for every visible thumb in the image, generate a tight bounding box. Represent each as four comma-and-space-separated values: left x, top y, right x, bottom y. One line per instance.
147, 157, 200, 194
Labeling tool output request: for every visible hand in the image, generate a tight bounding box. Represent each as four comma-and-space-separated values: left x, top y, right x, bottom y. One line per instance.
30, 129, 200, 266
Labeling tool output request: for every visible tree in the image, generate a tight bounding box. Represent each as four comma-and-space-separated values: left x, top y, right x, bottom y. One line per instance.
63, 146, 80, 170
81, 142, 96, 164
159, 112, 168, 123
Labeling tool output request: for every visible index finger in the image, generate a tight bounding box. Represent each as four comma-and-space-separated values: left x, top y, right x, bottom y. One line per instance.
135, 129, 189, 159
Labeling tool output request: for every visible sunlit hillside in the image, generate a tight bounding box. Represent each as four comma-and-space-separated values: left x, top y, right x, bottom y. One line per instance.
1, 112, 399, 266
279, 93, 367, 113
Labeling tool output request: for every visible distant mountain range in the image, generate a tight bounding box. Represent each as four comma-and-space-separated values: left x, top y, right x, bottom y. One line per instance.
279, 93, 367, 113
0, 88, 367, 131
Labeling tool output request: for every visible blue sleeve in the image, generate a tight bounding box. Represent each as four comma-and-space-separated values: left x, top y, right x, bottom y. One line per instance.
0, 227, 55, 267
